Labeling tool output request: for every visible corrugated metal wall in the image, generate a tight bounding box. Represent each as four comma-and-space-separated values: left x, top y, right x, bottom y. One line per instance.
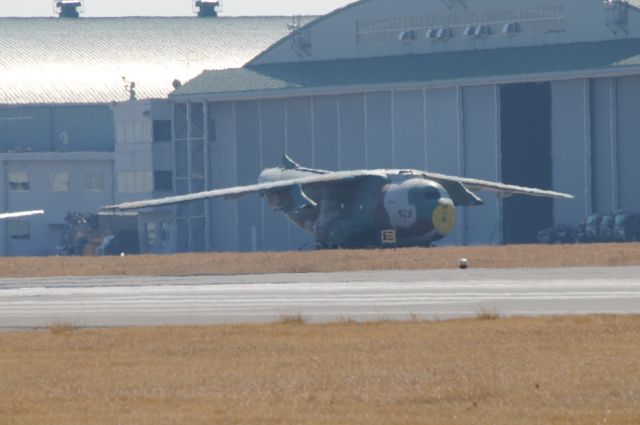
463, 85, 501, 245
552, 79, 591, 225
174, 74, 640, 252
590, 78, 617, 213
616, 76, 640, 212
178, 83, 506, 251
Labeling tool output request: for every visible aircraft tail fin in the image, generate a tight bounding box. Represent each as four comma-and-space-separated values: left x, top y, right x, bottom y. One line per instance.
282, 154, 302, 170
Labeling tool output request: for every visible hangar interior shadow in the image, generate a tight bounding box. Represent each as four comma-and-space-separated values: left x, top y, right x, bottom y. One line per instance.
500, 82, 553, 244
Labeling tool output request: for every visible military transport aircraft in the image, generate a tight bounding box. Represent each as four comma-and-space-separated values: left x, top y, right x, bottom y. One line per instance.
102, 156, 573, 248
0, 210, 44, 220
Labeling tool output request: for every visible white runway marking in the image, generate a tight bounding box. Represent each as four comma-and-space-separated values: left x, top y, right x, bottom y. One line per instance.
1, 267, 639, 328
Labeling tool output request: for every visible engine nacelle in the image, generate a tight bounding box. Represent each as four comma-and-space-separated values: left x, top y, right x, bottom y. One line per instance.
264, 184, 317, 212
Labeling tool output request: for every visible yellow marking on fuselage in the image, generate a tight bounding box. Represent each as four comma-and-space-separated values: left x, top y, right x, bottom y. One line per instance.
432, 204, 456, 235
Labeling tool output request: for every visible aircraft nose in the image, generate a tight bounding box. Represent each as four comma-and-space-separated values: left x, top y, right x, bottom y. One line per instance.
432, 199, 456, 236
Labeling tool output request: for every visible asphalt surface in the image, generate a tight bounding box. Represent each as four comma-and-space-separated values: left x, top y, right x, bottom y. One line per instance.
1, 267, 639, 328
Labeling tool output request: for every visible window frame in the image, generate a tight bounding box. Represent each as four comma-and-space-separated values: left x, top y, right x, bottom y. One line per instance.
153, 170, 173, 192
8, 220, 32, 240
50, 171, 70, 192
84, 171, 105, 192
152, 120, 172, 143
8, 172, 30, 192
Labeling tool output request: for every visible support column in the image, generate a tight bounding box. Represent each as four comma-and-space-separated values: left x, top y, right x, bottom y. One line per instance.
423, 88, 429, 171
186, 102, 194, 250
363, 93, 368, 169
494, 85, 503, 245
337, 95, 343, 170
390, 90, 396, 168
584, 79, 593, 216
258, 100, 265, 250
610, 77, 619, 211
203, 102, 211, 251
456, 86, 466, 245
232, 101, 240, 250
0, 160, 6, 256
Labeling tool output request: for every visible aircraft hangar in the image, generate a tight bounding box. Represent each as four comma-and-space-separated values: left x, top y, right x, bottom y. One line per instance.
168, 0, 640, 252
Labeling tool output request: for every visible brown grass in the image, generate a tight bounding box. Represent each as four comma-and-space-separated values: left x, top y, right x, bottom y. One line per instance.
1, 243, 640, 278
48, 321, 77, 335
276, 314, 306, 325
476, 307, 501, 321
2, 244, 637, 423
0, 315, 638, 424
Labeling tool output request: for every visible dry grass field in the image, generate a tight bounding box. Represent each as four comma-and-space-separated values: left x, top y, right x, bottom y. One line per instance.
0, 315, 639, 425
2, 245, 639, 424
1, 243, 640, 278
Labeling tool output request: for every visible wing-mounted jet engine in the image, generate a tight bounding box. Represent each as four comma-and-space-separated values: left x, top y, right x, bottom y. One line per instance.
102, 156, 573, 249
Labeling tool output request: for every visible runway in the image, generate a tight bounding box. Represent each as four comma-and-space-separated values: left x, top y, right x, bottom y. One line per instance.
1, 266, 639, 328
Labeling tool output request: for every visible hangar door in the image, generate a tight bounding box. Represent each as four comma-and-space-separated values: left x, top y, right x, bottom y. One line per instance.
500, 83, 553, 244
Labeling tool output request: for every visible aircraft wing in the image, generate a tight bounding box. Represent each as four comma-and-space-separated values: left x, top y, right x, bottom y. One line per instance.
0, 210, 44, 220
101, 170, 388, 211
419, 171, 574, 206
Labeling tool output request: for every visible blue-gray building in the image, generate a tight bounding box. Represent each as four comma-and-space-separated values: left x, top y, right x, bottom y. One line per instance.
0, 15, 299, 256
169, 0, 640, 252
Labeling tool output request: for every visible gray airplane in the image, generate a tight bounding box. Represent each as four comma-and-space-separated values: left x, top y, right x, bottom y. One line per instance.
0, 210, 44, 220
102, 156, 573, 248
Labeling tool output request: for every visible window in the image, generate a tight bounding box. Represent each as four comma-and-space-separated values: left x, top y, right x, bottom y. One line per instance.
190, 103, 205, 139
153, 120, 171, 142
207, 104, 217, 142
174, 103, 188, 140
9, 172, 29, 191
207, 117, 217, 142
84, 172, 104, 191
146, 222, 158, 245
8, 220, 31, 240
117, 172, 153, 194
50, 172, 70, 192
116, 123, 126, 144
154, 171, 173, 192
146, 221, 170, 245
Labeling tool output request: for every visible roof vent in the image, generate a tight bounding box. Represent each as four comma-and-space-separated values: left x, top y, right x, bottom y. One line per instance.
398, 30, 417, 42
193, 1, 220, 17
464, 24, 491, 37
474, 24, 492, 37
502, 22, 521, 34
54, 1, 83, 18
427, 27, 453, 40
463, 25, 476, 37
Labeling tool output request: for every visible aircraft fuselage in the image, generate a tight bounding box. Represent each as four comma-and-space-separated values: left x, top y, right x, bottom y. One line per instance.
258, 167, 456, 248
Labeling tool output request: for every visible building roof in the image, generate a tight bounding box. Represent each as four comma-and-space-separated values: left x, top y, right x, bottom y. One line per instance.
248, 0, 367, 65
0, 16, 314, 105
172, 38, 640, 99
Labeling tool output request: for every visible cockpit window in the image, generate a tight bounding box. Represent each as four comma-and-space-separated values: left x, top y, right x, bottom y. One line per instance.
425, 187, 440, 200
